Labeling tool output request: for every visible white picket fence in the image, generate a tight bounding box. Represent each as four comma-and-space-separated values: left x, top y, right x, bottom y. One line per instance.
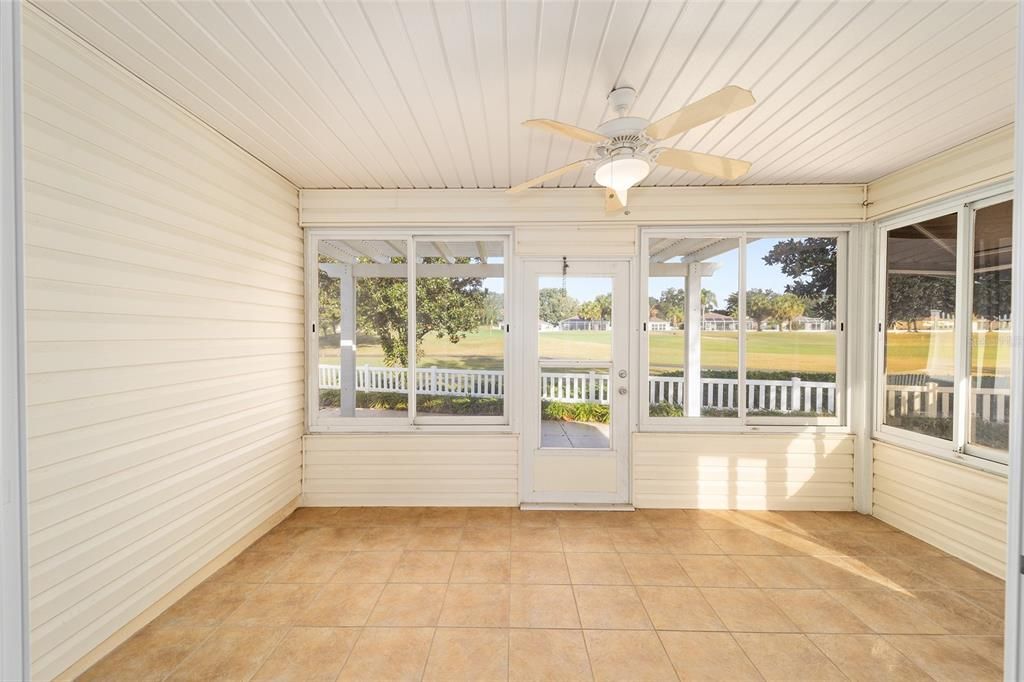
884, 383, 1011, 423
319, 365, 1011, 421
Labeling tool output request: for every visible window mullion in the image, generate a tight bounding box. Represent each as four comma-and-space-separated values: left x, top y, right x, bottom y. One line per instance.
952, 205, 973, 451
407, 236, 417, 425
738, 235, 747, 422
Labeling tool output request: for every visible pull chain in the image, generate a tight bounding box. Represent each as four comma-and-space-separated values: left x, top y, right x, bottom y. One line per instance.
561, 256, 569, 294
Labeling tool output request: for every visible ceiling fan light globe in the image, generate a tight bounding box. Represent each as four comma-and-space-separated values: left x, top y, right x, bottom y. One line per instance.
593, 157, 650, 207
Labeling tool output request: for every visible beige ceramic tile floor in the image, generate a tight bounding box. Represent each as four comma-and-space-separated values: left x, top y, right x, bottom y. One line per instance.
80, 508, 1005, 681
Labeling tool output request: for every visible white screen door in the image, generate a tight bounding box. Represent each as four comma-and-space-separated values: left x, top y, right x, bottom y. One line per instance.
521, 260, 630, 504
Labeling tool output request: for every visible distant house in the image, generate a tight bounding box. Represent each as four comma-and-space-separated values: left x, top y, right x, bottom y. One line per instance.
559, 317, 611, 331
701, 312, 740, 331
537, 319, 557, 332
647, 318, 672, 332
794, 316, 835, 331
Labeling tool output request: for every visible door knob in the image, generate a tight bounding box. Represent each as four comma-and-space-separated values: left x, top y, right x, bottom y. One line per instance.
618, 369, 627, 378
618, 387, 627, 395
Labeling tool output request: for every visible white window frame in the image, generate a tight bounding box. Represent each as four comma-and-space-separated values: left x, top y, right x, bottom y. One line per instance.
305, 228, 514, 433
872, 182, 1013, 472
638, 225, 850, 433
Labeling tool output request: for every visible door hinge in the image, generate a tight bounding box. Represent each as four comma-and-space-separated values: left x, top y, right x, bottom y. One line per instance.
1019, 554, 1024, 575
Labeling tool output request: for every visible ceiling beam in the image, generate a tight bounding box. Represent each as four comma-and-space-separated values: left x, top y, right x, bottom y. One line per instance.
433, 241, 456, 264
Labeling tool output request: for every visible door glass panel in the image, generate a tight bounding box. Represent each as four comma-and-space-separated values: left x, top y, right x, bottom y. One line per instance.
537, 276, 613, 362
317, 239, 408, 420
969, 200, 1013, 451
540, 367, 611, 449
883, 214, 958, 440
745, 237, 839, 417
414, 239, 505, 418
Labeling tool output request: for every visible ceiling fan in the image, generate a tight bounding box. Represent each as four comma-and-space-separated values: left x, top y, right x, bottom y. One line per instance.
507, 85, 755, 213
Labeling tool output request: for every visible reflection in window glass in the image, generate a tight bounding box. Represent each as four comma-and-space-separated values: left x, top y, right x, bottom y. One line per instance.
745, 237, 838, 417
317, 239, 408, 419
414, 240, 505, 418
883, 214, 958, 440
969, 201, 1013, 451
646, 237, 739, 418
537, 277, 613, 362
540, 367, 611, 449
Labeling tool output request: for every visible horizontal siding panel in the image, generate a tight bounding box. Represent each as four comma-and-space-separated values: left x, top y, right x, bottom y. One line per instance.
28, 280, 304, 324
635, 466, 853, 484
634, 432, 855, 455
872, 441, 1007, 577
302, 434, 518, 507
515, 225, 636, 257
27, 247, 301, 309
304, 452, 517, 467
23, 8, 303, 679
28, 354, 301, 406
303, 433, 517, 453
306, 464, 518, 480
635, 495, 854, 512
303, 492, 518, 507
300, 186, 864, 225
633, 433, 855, 511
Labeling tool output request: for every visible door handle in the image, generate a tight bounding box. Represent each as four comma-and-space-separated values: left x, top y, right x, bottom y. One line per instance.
618, 387, 627, 395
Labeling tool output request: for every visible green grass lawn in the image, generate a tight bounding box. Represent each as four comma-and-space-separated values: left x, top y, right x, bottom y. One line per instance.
319, 327, 1012, 377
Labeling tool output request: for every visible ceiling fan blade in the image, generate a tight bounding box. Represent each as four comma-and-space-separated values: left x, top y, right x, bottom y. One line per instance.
522, 119, 607, 145
605, 189, 624, 214
645, 85, 754, 140
655, 148, 752, 180
507, 159, 592, 193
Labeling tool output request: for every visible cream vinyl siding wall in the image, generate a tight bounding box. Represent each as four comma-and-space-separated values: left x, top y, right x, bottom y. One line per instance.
22, 8, 303, 679
873, 442, 1007, 578
865, 125, 1013, 219
303, 434, 518, 507
633, 433, 855, 510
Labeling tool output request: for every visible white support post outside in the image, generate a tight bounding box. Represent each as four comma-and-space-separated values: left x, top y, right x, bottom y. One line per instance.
338, 264, 356, 417
685, 262, 703, 417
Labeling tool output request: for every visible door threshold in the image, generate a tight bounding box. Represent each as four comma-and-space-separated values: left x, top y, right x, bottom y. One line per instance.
520, 502, 635, 512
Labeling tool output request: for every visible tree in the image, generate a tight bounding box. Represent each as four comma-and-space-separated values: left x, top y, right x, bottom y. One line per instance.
478, 291, 504, 327
662, 304, 685, 327
593, 293, 613, 320
578, 300, 603, 321
762, 238, 837, 318
885, 274, 955, 331
770, 293, 805, 330
538, 288, 578, 325
356, 257, 486, 366
318, 259, 340, 335
745, 289, 777, 331
700, 289, 717, 313
657, 288, 686, 312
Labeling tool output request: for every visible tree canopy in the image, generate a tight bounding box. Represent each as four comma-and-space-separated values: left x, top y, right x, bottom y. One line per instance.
538, 288, 579, 325
762, 237, 837, 318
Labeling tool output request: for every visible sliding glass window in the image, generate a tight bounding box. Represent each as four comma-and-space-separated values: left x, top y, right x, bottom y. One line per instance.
642, 231, 845, 427
310, 233, 510, 430
876, 193, 1012, 465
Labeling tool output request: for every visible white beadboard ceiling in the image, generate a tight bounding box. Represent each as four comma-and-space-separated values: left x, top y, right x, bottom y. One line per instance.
34, 0, 1017, 190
